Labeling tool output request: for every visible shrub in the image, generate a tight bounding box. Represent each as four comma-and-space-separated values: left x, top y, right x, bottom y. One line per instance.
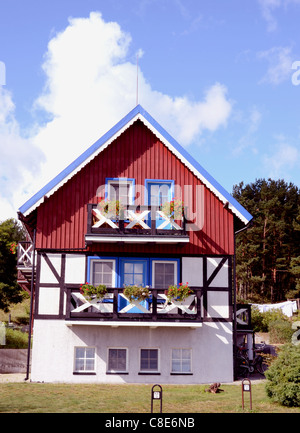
251, 306, 290, 333
0, 327, 29, 349
265, 344, 300, 407
269, 319, 294, 344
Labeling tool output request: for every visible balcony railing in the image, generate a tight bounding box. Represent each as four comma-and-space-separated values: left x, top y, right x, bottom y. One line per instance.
17, 241, 34, 268
66, 287, 203, 324
85, 204, 190, 243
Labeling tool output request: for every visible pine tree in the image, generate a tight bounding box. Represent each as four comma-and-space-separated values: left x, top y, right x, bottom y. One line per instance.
233, 179, 300, 302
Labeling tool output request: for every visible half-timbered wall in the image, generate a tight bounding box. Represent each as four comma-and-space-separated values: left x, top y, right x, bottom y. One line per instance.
35, 120, 234, 255
31, 251, 234, 384
34, 252, 232, 322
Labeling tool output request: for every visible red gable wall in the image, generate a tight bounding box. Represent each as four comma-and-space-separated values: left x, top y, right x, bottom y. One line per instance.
35, 120, 234, 255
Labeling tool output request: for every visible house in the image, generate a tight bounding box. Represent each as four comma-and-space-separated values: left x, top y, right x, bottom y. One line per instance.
17, 105, 253, 384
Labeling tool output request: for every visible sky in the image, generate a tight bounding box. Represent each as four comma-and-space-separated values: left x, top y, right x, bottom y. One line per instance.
1, 0, 300, 221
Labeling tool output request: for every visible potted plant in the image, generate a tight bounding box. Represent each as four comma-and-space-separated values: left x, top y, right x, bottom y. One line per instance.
97, 199, 124, 220
80, 282, 108, 301
166, 282, 193, 303
161, 199, 184, 220
123, 285, 150, 302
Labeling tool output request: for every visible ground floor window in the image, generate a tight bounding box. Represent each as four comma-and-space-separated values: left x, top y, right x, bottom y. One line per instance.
107, 348, 128, 373
171, 348, 192, 374
140, 348, 159, 373
74, 347, 96, 373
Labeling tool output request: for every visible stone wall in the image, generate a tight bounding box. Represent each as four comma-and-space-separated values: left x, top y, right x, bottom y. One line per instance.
0, 349, 29, 373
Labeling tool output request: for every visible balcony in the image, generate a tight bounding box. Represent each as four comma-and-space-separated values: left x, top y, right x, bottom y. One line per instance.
65, 286, 203, 328
17, 241, 34, 293
85, 204, 190, 245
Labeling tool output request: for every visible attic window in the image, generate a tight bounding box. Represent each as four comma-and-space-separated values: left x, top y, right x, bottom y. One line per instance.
106, 178, 135, 205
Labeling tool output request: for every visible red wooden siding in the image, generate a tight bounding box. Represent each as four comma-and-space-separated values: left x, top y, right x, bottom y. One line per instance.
35, 120, 234, 254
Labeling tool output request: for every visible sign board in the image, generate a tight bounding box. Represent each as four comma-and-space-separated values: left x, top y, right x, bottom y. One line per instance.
241, 379, 252, 410
151, 384, 163, 413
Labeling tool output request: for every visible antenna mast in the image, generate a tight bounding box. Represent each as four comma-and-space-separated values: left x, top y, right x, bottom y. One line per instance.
136, 53, 139, 106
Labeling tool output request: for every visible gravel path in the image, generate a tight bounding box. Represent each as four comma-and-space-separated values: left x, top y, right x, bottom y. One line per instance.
0, 374, 28, 383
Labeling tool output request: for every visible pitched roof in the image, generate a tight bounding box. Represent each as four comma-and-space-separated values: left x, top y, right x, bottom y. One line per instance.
18, 104, 253, 224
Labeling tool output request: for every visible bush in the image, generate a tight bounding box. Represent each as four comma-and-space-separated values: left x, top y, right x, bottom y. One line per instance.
269, 319, 294, 344
0, 327, 29, 349
265, 344, 300, 407
251, 306, 290, 333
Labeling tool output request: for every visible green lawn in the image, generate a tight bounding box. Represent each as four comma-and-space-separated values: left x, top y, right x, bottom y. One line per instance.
0, 382, 299, 413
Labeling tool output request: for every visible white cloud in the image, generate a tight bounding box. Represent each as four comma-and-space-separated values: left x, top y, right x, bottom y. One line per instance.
232, 107, 262, 155
31, 12, 232, 187
258, 46, 293, 84
0, 87, 45, 221
258, 0, 300, 31
1, 11, 232, 220
263, 140, 300, 179
258, 0, 281, 32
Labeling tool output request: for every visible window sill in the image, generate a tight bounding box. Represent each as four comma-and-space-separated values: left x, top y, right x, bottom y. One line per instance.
170, 372, 193, 375
138, 372, 161, 375
106, 372, 129, 375
73, 372, 96, 375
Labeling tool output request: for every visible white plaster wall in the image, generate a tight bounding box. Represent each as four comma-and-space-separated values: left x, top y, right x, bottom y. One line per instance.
207, 258, 229, 287
40, 254, 61, 284
65, 255, 86, 284
30, 320, 233, 384
207, 291, 229, 319
38, 287, 60, 315
182, 257, 203, 286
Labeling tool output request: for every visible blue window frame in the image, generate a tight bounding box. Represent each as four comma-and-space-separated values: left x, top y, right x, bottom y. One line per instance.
145, 179, 174, 228
145, 179, 174, 207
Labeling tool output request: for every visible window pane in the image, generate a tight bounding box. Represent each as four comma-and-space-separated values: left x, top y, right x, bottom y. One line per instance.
124, 263, 133, 274
92, 261, 114, 287
165, 263, 174, 273
75, 359, 85, 371
154, 262, 175, 289
149, 359, 158, 369
134, 263, 143, 274
133, 274, 143, 286
75, 347, 96, 372
172, 349, 180, 359
182, 349, 191, 360
155, 263, 164, 274
165, 273, 175, 286
182, 360, 191, 372
124, 274, 134, 285
102, 262, 113, 273
76, 347, 85, 358
85, 348, 95, 359
86, 359, 95, 370
108, 349, 127, 372
140, 349, 158, 371
171, 349, 191, 373
172, 360, 181, 372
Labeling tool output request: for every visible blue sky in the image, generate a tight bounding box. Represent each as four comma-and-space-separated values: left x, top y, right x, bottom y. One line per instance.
1, 0, 300, 220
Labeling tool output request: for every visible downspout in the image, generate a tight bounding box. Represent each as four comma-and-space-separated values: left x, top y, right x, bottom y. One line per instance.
233, 220, 252, 380
25, 228, 36, 381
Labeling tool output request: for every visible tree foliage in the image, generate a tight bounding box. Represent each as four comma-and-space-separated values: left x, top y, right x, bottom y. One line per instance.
265, 344, 300, 407
0, 218, 25, 312
233, 179, 300, 302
